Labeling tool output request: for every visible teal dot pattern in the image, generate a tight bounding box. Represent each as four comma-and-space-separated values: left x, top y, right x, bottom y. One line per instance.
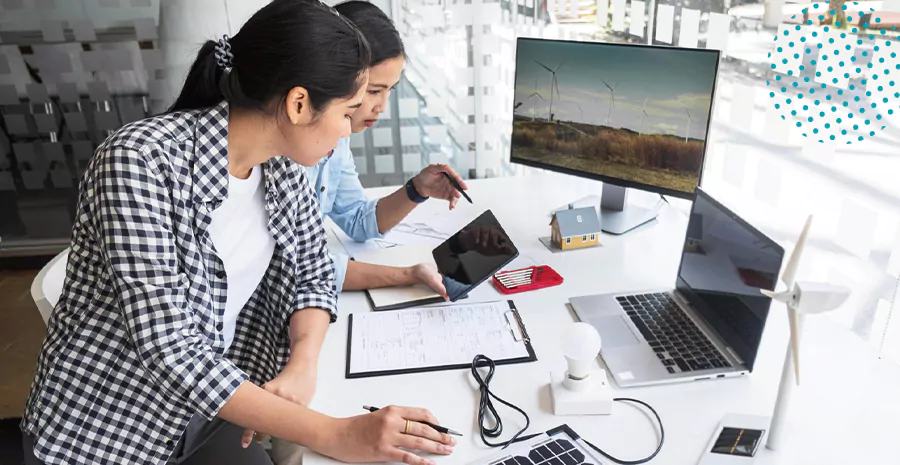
766, 2, 898, 144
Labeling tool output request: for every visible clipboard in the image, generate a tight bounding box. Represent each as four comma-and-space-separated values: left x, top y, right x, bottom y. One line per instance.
345, 300, 537, 379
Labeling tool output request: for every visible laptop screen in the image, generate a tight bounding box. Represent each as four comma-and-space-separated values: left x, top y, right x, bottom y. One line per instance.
675, 190, 784, 371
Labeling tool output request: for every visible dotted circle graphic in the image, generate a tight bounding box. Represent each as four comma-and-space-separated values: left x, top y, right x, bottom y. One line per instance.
765, 2, 899, 144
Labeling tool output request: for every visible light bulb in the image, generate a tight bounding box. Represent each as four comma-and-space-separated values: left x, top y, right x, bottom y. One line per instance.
561, 322, 601, 389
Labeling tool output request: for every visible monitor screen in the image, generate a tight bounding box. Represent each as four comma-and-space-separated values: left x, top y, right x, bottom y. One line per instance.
510, 38, 719, 198
675, 190, 784, 371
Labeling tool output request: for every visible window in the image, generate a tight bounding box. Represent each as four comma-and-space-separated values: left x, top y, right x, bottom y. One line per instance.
485, 142, 494, 150
468, 115, 476, 124
483, 25, 492, 34
468, 87, 475, 96
566, 237, 571, 244
468, 142, 477, 151
576, 215, 583, 223
485, 114, 494, 123
483, 86, 494, 96
483, 55, 493, 66
582, 235, 587, 241
590, 234, 596, 241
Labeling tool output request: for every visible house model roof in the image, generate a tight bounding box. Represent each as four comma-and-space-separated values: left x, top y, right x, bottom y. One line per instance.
552, 206, 601, 237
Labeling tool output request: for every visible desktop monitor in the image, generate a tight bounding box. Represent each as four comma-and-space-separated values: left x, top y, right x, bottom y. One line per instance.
510, 38, 720, 234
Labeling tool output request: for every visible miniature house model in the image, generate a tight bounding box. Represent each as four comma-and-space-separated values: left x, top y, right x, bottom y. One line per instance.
550, 205, 601, 251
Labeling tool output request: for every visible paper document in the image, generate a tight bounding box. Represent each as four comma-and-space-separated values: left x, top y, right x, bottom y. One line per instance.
353, 245, 442, 310
348, 301, 530, 375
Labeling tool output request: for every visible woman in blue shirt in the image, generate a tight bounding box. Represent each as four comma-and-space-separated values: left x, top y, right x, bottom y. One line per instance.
304, 1, 469, 298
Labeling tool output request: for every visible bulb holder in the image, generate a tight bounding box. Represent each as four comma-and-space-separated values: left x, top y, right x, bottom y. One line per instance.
550, 368, 613, 415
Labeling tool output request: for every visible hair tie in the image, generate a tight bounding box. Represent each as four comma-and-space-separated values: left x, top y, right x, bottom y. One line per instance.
214, 34, 233, 71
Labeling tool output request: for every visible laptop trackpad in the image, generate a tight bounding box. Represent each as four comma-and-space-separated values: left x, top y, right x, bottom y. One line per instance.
592, 315, 640, 348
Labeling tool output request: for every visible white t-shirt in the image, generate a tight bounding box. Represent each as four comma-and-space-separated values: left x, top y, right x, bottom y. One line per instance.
208, 165, 276, 351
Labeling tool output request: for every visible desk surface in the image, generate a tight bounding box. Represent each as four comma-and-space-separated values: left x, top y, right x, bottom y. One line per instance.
307, 173, 900, 465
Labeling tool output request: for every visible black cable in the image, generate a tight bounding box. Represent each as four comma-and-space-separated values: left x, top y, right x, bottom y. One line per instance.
584, 397, 665, 465
471, 355, 531, 449
471, 355, 664, 464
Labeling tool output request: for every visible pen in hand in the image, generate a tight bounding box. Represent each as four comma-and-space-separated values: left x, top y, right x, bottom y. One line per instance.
363, 405, 463, 437
441, 171, 473, 204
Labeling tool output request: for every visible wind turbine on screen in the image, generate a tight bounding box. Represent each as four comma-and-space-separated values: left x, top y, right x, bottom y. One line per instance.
535, 60, 563, 122
601, 80, 617, 126
639, 96, 649, 134
683, 108, 693, 142
758, 215, 851, 451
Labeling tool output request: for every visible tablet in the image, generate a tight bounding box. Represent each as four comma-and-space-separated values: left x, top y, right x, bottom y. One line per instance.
432, 209, 519, 302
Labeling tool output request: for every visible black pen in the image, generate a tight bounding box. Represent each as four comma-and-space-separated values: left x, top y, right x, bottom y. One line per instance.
362, 405, 463, 436
442, 171, 472, 204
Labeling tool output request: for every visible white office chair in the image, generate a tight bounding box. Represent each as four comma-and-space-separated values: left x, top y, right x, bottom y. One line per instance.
30, 248, 69, 326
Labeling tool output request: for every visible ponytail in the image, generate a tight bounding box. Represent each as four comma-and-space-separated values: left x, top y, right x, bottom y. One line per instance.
167, 40, 225, 113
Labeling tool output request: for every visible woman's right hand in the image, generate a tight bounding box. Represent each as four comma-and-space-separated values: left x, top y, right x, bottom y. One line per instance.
321, 405, 456, 465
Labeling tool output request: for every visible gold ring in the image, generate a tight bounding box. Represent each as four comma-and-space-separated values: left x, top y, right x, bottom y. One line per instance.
404, 419, 410, 434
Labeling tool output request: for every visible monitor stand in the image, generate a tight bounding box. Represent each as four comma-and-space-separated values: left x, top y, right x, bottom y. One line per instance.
551, 184, 660, 235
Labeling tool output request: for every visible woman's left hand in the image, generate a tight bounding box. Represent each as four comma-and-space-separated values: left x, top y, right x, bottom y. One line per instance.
241, 363, 317, 448
410, 263, 449, 301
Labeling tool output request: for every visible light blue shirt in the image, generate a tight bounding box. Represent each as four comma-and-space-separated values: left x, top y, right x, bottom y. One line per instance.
305, 137, 383, 292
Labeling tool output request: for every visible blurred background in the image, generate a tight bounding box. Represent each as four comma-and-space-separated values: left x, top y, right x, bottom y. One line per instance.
0, 0, 898, 416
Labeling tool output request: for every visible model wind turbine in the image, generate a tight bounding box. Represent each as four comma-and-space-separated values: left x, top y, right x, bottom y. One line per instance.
535, 60, 563, 121
683, 108, 693, 142
601, 80, 617, 126
760, 215, 851, 450
639, 96, 649, 134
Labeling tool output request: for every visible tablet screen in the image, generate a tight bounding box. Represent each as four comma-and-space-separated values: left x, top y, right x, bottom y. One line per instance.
432, 209, 519, 301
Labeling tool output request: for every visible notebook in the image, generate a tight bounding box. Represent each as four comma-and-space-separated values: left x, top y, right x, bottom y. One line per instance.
346, 300, 537, 378
353, 245, 445, 311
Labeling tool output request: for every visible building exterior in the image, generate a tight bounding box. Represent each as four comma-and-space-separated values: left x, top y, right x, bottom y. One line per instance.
393, 0, 556, 179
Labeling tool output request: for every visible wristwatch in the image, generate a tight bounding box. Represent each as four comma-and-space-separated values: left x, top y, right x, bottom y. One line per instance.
405, 178, 429, 203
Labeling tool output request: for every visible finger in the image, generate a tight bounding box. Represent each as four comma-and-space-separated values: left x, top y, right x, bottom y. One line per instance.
394, 406, 441, 426
442, 166, 468, 190
410, 421, 456, 447
387, 448, 436, 465
396, 427, 454, 454
428, 277, 449, 301
241, 429, 255, 448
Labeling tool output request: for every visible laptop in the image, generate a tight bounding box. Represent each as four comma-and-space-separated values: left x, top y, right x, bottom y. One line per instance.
569, 188, 784, 387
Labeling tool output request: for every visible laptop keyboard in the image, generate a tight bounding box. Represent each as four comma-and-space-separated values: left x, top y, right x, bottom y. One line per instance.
616, 293, 731, 374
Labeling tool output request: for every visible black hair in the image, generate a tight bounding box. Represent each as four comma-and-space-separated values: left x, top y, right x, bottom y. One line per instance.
334, 1, 405, 66
168, 0, 372, 115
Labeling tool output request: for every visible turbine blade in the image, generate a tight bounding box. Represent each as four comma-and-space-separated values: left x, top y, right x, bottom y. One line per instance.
642, 96, 648, 110
788, 307, 801, 385
601, 80, 613, 91
554, 60, 566, 72
534, 60, 554, 73
783, 215, 813, 288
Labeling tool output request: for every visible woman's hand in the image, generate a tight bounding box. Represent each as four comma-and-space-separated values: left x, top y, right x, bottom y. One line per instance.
411, 164, 468, 209
241, 364, 317, 447
321, 406, 456, 465
409, 263, 449, 301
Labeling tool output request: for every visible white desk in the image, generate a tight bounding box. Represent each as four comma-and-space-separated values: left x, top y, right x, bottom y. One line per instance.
308, 174, 900, 465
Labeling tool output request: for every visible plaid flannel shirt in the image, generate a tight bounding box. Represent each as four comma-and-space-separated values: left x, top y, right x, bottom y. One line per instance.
21, 101, 337, 464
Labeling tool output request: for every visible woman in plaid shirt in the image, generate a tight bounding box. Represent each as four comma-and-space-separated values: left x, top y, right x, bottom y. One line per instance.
20, 1, 455, 464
